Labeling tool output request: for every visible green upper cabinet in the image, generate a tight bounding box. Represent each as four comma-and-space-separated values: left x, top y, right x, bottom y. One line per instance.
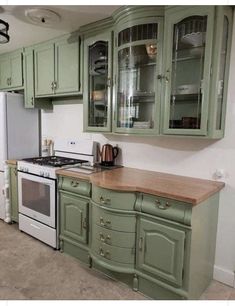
113, 12, 164, 135
162, 6, 233, 137
34, 33, 81, 98
0, 49, 23, 90
83, 31, 113, 132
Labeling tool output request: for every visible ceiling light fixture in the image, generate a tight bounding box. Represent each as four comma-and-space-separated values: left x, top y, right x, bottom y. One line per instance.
0, 19, 9, 44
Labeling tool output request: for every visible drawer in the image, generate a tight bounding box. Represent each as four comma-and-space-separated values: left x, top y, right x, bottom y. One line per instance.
92, 185, 136, 210
58, 176, 91, 197
92, 224, 135, 248
140, 194, 192, 225
92, 203, 136, 232
92, 239, 135, 264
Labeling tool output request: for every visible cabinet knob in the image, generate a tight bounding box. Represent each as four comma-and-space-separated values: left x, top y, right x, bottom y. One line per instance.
139, 237, 143, 251
99, 196, 110, 205
155, 200, 171, 210
71, 180, 79, 187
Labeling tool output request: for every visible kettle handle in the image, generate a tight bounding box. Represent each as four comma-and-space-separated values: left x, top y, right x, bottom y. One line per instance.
113, 147, 119, 159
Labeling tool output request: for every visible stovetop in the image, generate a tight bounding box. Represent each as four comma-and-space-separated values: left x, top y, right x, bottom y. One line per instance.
22, 156, 88, 167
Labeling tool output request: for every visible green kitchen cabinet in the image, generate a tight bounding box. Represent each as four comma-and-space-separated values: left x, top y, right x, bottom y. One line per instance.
83, 30, 113, 132
58, 175, 91, 264
137, 216, 186, 287
162, 6, 233, 137
113, 8, 164, 135
9, 164, 18, 223
23, 47, 52, 109
0, 49, 23, 90
34, 33, 81, 97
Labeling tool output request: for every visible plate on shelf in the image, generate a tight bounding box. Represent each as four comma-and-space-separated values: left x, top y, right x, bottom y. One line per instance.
181, 32, 205, 47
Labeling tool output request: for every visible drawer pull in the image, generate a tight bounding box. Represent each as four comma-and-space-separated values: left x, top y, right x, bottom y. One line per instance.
105, 235, 111, 244
99, 233, 105, 242
82, 218, 87, 229
100, 196, 111, 205
99, 217, 111, 228
99, 248, 111, 260
155, 200, 171, 210
71, 180, 79, 187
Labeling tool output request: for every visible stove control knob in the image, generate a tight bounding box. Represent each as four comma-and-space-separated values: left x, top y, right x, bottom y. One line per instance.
39, 171, 44, 177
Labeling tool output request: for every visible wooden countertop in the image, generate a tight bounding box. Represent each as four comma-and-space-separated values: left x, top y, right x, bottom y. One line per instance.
56, 167, 225, 205
6, 160, 17, 165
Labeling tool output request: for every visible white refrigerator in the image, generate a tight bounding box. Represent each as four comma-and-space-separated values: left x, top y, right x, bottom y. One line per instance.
0, 92, 40, 221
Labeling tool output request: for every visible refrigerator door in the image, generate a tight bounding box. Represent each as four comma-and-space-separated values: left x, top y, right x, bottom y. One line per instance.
0, 92, 7, 172
6, 93, 40, 159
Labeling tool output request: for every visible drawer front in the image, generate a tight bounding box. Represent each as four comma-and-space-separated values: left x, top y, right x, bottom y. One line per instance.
92, 185, 136, 210
58, 176, 91, 197
140, 194, 192, 225
93, 224, 136, 248
92, 203, 136, 232
92, 239, 135, 264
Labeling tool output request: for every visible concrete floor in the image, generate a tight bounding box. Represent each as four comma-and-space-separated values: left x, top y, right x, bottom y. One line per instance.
0, 220, 234, 300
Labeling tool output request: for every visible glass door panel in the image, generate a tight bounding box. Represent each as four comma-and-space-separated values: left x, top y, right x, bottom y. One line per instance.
116, 23, 159, 132
88, 41, 109, 128
169, 16, 207, 130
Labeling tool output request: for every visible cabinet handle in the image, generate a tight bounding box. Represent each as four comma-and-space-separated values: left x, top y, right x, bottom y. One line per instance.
6, 78, 9, 86
100, 196, 110, 205
100, 217, 105, 226
71, 180, 79, 187
105, 235, 111, 244
51, 81, 54, 91
99, 247, 105, 257
31, 97, 34, 105
99, 217, 111, 228
82, 218, 87, 229
105, 250, 111, 260
54, 81, 57, 90
155, 200, 171, 210
107, 77, 112, 87
139, 237, 143, 251
99, 232, 105, 242
9, 77, 11, 85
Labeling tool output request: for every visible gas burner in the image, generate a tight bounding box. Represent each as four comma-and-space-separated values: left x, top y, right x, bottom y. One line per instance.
23, 156, 88, 167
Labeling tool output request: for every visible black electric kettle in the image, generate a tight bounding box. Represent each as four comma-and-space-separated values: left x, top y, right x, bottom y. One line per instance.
99, 144, 119, 166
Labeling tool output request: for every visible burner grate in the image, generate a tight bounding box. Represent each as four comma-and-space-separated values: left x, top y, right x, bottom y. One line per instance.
23, 156, 88, 167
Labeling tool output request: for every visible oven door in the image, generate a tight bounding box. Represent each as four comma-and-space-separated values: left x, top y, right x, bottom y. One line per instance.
18, 172, 56, 228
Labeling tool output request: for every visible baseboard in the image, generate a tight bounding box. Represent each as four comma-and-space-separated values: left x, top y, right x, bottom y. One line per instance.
213, 265, 235, 287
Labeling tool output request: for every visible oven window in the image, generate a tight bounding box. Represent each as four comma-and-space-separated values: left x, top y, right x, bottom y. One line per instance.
22, 179, 50, 216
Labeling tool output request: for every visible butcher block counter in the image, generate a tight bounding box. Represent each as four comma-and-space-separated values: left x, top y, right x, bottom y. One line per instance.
56, 167, 224, 205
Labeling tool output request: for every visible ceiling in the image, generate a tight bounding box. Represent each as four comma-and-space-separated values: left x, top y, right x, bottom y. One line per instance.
0, 5, 121, 54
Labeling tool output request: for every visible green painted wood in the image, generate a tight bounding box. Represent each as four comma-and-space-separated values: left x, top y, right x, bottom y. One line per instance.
58, 176, 91, 197
61, 239, 90, 265
92, 185, 136, 210
9, 165, 18, 223
10, 50, 23, 88
83, 30, 113, 132
60, 191, 89, 245
92, 223, 136, 248
92, 239, 135, 264
137, 216, 185, 287
54, 34, 80, 94
92, 202, 136, 232
34, 42, 54, 96
140, 193, 192, 225
162, 6, 215, 136
0, 55, 11, 89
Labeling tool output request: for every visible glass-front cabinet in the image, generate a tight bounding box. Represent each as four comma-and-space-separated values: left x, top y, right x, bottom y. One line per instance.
113, 18, 163, 134
162, 7, 215, 136
83, 32, 112, 132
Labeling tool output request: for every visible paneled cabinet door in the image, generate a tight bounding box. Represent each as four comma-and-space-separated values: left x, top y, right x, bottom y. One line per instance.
60, 192, 89, 244
9, 165, 18, 223
10, 52, 23, 88
162, 6, 215, 136
137, 217, 185, 287
34, 43, 55, 96
83, 32, 112, 132
0, 56, 10, 89
55, 36, 80, 94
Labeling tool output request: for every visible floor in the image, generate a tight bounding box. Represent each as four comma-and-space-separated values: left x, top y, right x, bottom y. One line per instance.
0, 220, 235, 300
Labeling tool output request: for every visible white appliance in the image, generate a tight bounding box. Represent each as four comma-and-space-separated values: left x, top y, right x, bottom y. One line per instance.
17, 139, 97, 249
0, 92, 39, 221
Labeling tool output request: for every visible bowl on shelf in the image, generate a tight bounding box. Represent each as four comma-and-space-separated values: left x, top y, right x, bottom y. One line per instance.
181, 32, 206, 47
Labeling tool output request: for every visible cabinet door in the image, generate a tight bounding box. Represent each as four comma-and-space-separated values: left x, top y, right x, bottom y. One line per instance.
113, 19, 163, 134
60, 192, 89, 244
24, 49, 35, 108
34, 43, 55, 96
162, 6, 215, 136
9, 165, 18, 223
0, 56, 10, 89
55, 35, 80, 94
137, 217, 185, 287
83, 32, 112, 132
10, 51, 23, 88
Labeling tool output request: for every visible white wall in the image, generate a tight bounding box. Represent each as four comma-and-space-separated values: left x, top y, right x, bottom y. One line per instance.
42, 13, 235, 287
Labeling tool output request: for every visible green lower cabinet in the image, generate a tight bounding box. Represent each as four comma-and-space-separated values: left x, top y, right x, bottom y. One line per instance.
136, 216, 185, 287
60, 191, 89, 245
9, 164, 18, 223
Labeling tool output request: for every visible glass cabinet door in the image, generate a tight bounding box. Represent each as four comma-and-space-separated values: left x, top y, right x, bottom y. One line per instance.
163, 7, 214, 135
114, 20, 163, 134
83, 32, 112, 132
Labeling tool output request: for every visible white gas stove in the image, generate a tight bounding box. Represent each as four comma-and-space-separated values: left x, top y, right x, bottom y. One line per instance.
17, 139, 97, 249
